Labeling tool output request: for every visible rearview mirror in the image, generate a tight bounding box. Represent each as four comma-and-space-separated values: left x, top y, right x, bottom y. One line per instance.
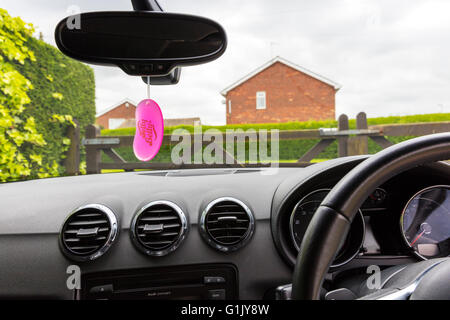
55, 11, 227, 76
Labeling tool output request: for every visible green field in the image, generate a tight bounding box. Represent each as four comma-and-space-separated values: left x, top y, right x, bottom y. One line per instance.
99, 113, 449, 165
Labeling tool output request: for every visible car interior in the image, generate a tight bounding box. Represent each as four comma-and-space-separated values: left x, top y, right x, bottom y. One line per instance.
1, 144, 449, 300
0, 0, 449, 301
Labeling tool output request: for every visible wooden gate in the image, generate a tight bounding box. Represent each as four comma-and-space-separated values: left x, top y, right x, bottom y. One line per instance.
62, 113, 450, 174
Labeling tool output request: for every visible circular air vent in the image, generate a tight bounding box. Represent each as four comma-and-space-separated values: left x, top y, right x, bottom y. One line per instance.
200, 197, 255, 252
131, 201, 188, 256
60, 204, 118, 261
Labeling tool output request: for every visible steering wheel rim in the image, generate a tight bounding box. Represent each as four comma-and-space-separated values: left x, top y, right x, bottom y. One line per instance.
291, 132, 450, 300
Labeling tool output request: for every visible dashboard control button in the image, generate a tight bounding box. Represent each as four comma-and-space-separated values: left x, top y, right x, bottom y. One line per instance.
204, 276, 226, 284
89, 284, 113, 296
208, 289, 226, 300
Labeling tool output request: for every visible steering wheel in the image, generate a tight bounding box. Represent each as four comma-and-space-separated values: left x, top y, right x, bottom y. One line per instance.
291, 132, 450, 300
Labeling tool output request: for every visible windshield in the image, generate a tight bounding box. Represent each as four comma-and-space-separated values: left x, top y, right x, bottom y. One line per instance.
1, 0, 449, 183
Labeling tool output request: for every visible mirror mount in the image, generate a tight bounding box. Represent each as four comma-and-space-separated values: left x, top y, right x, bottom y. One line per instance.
131, 0, 163, 12
131, 0, 181, 85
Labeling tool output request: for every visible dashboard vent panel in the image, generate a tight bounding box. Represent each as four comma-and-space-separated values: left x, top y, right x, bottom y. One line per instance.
201, 198, 255, 252
61, 204, 117, 261
132, 201, 188, 256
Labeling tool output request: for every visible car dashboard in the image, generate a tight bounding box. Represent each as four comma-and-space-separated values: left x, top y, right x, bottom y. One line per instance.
0, 156, 448, 299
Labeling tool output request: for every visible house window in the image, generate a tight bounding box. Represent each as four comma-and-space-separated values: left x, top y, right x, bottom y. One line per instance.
256, 91, 266, 109
228, 100, 232, 113
109, 118, 125, 129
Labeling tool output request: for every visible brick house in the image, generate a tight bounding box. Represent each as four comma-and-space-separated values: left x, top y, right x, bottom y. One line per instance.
220, 56, 341, 124
96, 99, 137, 129
96, 98, 202, 129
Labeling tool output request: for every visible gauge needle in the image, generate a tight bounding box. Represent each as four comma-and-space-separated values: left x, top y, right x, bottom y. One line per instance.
410, 230, 425, 246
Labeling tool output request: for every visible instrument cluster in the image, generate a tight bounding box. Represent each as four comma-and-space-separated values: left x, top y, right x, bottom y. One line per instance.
288, 185, 450, 266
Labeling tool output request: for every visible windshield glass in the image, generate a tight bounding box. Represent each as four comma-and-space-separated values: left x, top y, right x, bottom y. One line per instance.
1, 0, 449, 182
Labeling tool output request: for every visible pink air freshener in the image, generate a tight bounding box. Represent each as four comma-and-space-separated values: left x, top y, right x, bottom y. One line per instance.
133, 99, 164, 161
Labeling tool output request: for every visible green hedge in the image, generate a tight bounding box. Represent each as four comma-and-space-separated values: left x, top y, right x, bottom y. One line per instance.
100, 136, 416, 164
0, 8, 95, 181
99, 113, 445, 164
14, 36, 95, 174
102, 113, 450, 136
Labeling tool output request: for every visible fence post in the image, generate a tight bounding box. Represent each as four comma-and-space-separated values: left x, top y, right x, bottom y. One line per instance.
347, 112, 369, 156
64, 120, 80, 175
86, 124, 101, 174
337, 114, 349, 157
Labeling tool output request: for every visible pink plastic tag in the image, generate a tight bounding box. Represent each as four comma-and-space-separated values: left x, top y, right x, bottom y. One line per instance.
133, 99, 164, 161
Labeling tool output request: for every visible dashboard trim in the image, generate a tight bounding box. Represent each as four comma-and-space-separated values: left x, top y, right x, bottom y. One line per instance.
376, 259, 445, 300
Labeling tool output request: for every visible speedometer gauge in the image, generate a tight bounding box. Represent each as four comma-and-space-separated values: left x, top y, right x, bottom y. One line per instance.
401, 185, 450, 260
290, 189, 365, 267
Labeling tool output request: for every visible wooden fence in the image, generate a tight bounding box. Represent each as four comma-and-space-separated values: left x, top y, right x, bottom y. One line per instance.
63, 112, 450, 174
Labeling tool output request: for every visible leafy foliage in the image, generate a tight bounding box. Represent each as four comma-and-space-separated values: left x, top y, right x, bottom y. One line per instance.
0, 9, 95, 182
14, 32, 95, 179
0, 9, 46, 181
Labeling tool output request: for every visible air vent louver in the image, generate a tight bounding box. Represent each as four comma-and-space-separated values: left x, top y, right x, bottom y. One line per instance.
200, 198, 255, 252
131, 201, 188, 256
60, 204, 117, 261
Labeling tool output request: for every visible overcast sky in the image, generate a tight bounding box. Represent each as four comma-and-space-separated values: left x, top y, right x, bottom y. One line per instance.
2, 0, 450, 124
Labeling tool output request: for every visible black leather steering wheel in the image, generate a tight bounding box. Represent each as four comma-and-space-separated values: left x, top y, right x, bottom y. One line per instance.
292, 132, 450, 300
